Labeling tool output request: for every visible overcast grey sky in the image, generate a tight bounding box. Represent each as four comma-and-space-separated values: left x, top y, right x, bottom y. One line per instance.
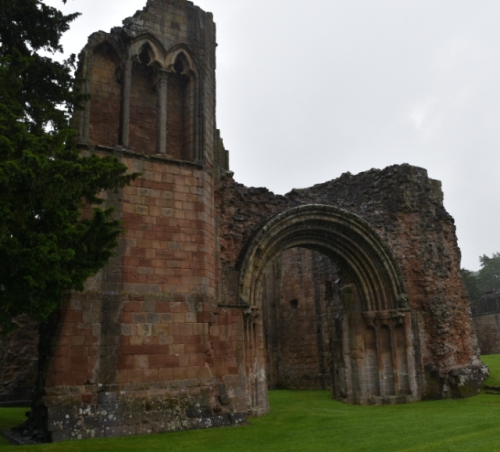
46, 0, 500, 271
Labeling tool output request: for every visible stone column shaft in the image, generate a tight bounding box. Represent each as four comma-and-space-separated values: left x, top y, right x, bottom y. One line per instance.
157, 72, 169, 154
121, 59, 132, 147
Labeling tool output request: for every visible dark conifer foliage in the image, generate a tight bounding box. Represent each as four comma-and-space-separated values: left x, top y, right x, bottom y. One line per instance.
461, 252, 500, 302
0, 0, 137, 332
478, 253, 500, 294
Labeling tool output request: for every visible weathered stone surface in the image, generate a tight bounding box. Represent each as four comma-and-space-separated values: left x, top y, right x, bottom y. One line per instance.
471, 293, 500, 355
3, 0, 487, 443
217, 165, 484, 404
0, 319, 38, 405
262, 248, 337, 390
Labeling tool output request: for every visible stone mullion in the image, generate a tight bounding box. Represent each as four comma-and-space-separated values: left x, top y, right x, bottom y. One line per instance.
375, 324, 386, 397
196, 76, 204, 162
405, 314, 420, 397
156, 71, 169, 154
342, 315, 353, 401
271, 260, 281, 386
120, 59, 132, 147
80, 50, 93, 144
389, 322, 401, 395
244, 317, 251, 408
186, 78, 195, 161
253, 320, 259, 409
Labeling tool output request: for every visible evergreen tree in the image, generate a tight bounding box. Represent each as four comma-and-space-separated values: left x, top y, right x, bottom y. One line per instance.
0, 0, 137, 333
460, 268, 481, 302
478, 252, 500, 294
461, 253, 500, 303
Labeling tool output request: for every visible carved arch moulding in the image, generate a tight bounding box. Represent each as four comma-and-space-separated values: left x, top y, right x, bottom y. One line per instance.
128, 36, 199, 76
237, 204, 408, 312
231, 204, 420, 408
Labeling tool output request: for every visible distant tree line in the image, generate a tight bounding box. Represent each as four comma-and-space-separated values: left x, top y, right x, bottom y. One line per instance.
461, 252, 500, 302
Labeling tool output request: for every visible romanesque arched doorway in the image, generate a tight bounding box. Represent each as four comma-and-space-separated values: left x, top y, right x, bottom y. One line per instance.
237, 204, 419, 414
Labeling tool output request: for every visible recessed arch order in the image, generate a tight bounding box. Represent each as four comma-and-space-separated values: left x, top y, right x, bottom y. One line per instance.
238, 204, 408, 312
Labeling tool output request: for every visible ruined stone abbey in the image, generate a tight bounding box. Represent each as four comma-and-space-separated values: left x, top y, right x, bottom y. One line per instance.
3, 0, 489, 442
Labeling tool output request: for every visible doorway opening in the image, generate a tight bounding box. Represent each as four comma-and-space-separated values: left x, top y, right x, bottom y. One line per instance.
237, 205, 419, 414
261, 247, 340, 390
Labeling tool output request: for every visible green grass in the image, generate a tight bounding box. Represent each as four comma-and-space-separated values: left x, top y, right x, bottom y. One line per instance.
2, 357, 500, 451
482, 354, 500, 386
0, 408, 25, 447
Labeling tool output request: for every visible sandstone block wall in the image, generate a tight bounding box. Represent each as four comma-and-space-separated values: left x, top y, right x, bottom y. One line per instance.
88, 45, 121, 148
37, 0, 251, 442
41, 149, 251, 440
217, 165, 486, 403
0, 319, 38, 405
471, 294, 500, 355
2, 0, 486, 442
262, 248, 337, 390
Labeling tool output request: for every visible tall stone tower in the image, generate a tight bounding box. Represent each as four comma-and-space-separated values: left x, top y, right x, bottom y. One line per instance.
43, 0, 238, 441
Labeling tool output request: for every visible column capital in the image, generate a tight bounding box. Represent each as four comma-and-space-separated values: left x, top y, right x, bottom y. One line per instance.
155, 69, 172, 89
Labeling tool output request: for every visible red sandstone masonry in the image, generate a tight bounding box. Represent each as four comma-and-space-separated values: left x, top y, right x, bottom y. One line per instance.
262, 248, 336, 390
217, 165, 485, 400
88, 49, 121, 147
129, 63, 157, 154
471, 294, 500, 355
24, 0, 485, 443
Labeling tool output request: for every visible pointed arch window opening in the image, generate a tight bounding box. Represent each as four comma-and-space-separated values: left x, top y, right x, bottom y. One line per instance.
165, 52, 195, 161
139, 46, 151, 66
118, 41, 198, 159
119, 45, 157, 148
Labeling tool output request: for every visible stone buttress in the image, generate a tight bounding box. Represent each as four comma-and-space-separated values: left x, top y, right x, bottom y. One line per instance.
43, 0, 241, 442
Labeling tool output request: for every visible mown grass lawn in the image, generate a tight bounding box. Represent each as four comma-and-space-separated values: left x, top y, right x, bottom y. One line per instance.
483, 353, 500, 386
2, 354, 500, 452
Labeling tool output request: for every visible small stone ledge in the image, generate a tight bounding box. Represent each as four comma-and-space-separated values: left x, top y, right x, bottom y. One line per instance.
77, 143, 206, 170
347, 394, 419, 406
49, 412, 248, 442
44, 382, 244, 442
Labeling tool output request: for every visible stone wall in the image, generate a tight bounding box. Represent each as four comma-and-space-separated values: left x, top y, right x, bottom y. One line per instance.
128, 62, 158, 154
262, 248, 338, 390
35, 0, 250, 442
40, 151, 250, 441
88, 44, 121, 148
471, 293, 500, 355
0, 319, 38, 405
3, 0, 488, 443
217, 165, 486, 403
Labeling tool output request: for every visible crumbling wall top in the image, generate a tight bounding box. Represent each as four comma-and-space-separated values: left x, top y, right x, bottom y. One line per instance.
80, 0, 215, 63
123, 0, 213, 49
